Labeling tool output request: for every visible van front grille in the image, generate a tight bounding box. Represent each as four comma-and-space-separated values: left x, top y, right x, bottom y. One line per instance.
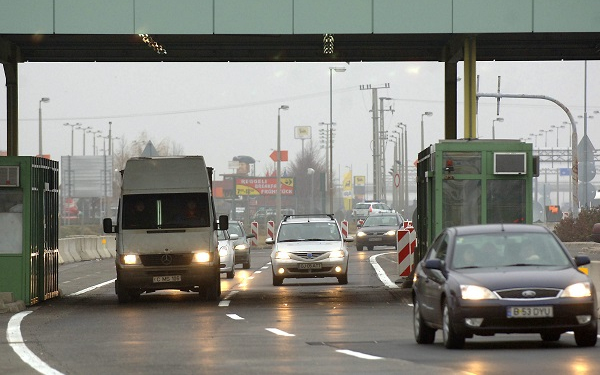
139, 254, 193, 266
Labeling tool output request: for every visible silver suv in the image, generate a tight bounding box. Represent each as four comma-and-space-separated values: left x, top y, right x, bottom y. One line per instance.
266, 214, 354, 286
352, 201, 394, 222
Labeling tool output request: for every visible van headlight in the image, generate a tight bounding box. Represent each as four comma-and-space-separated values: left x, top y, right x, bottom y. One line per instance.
561, 282, 592, 298
122, 254, 141, 265
192, 251, 211, 263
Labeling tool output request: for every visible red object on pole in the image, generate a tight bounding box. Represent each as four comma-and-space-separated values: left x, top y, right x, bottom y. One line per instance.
269, 150, 288, 162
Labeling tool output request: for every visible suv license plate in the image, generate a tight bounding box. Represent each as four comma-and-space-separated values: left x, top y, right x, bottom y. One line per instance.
298, 263, 322, 270
507, 306, 553, 318
153, 275, 182, 283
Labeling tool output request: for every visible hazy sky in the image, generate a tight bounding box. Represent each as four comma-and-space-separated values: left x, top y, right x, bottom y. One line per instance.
1, 60, 599, 182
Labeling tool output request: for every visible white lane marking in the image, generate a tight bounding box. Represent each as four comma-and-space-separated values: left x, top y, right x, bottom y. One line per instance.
226, 314, 245, 320
7, 311, 65, 375
261, 266, 269, 269
265, 328, 295, 337
254, 270, 262, 274
336, 349, 383, 360
224, 290, 239, 299
369, 253, 399, 289
67, 278, 116, 296
219, 300, 231, 307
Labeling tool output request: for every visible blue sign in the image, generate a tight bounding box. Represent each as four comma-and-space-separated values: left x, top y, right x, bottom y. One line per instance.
559, 168, 571, 176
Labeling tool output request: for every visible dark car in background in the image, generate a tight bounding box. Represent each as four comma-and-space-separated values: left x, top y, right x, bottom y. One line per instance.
413, 224, 597, 349
591, 223, 600, 243
355, 212, 405, 251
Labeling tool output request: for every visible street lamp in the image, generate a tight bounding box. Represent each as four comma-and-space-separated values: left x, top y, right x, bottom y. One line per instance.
550, 124, 565, 147
329, 66, 346, 214
38, 97, 50, 156
76, 125, 92, 155
492, 117, 504, 139
396, 122, 409, 209
307, 167, 315, 213
539, 129, 553, 148
63, 122, 81, 156
88, 129, 102, 155
276, 105, 289, 226
420, 112, 433, 150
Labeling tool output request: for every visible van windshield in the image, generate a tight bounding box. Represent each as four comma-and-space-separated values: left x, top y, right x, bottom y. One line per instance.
122, 193, 210, 229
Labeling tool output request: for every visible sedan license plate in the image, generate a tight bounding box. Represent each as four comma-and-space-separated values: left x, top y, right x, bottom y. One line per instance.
153, 275, 182, 283
507, 306, 553, 318
368, 237, 382, 242
298, 263, 322, 270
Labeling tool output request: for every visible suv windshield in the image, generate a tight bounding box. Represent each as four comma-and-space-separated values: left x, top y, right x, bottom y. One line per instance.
278, 222, 341, 242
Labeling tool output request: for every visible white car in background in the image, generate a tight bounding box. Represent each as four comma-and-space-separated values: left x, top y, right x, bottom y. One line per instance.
352, 201, 394, 222
217, 230, 238, 279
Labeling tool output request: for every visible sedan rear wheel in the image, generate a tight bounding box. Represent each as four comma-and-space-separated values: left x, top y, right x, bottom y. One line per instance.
574, 321, 598, 347
413, 299, 436, 344
442, 299, 465, 349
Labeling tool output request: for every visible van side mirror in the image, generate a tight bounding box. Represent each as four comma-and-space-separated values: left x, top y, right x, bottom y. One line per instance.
103, 218, 114, 233
218, 215, 229, 230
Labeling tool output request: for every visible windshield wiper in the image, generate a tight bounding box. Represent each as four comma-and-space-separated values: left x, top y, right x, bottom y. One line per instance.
455, 266, 481, 269
279, 239, 307, 242
505, 263, 539, 267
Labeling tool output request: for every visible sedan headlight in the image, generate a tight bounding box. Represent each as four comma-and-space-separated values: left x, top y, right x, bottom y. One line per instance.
356, 231, 367, 237
219, 246, 229, 257
234, 243, 249, 251
275, 251, 290, 260
192, 251, 211, 263
122, 254, 141, 265
561, 282, 592, 298
329, 250, 345, 259
460, 285, 498, 300
385, 230, 396, 236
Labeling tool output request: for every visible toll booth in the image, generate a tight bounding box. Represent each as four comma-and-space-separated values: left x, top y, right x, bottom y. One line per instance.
415, 139, 536, 261
0, 157, 60, 305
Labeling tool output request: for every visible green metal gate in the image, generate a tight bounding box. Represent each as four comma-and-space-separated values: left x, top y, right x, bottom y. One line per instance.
0, 156, 59, 305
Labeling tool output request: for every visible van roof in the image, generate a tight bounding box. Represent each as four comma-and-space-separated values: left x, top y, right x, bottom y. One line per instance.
122, 156, 210, 193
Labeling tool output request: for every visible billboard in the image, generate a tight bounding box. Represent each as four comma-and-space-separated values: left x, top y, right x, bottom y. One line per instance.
235, 177, 294, 196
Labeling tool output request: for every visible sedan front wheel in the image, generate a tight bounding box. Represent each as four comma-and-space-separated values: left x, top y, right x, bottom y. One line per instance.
442, 299, 465, 349
413, 299, 435, 344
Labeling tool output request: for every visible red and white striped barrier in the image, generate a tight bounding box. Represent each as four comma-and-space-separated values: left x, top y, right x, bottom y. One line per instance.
357, 219, 364, 227
403, 220, 412, 228
397, 228, 412, 277
267, 220, 275, 240
250, 221, 258, 247
406, 224, 416, 274
341, 220, 348, 238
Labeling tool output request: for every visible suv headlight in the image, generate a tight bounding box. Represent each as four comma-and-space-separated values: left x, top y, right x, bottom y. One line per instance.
385, 230, 396, 236
356, 231, 366, 237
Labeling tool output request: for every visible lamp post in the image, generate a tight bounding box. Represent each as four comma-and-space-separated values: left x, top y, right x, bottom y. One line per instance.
38, 97, 50, 156
529, 133, 541, 149
397, 122, 409, 209
550, 124, 566, 147
540, 129, 553, 148
63, 122, 81, 156
329, 66, 346, 213
276, 105, 289, 225
307, 167, 315, 213
420, 111, 433, 150
492, 117, 504, 139
89, 130, 102, 155
76, 125, 92, 155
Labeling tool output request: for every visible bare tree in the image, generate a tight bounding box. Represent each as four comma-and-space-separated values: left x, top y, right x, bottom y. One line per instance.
288, 142, 327, 214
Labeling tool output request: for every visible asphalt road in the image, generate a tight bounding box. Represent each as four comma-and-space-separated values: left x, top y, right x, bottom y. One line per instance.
2, 245, 600, 375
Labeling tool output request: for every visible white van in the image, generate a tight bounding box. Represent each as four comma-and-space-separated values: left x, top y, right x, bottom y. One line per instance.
103, 156, 228, 303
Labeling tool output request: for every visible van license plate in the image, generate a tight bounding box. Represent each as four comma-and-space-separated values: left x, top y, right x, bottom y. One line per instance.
298, 263, 322, 270
153, 275, 182, 283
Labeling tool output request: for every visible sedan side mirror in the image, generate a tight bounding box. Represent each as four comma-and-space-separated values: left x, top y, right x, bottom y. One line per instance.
574, 255, 591, 267
424, 259, 444, 271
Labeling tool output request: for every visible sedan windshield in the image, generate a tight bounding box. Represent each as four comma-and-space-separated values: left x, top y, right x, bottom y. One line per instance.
362, 216, 399, 227
278, 222, 341, 242
452, 232, 571, 269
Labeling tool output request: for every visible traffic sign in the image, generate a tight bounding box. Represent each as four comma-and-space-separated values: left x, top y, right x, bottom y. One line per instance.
269, 150, 288, 162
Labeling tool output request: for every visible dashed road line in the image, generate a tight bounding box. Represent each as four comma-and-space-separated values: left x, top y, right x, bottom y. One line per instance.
265, 328, 295, 337
336, 349, 383, 360
67, 278, 116, 296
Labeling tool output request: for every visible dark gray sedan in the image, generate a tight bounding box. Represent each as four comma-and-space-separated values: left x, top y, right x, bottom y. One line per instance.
413, 224, 597, 349
355, 212, 405, 251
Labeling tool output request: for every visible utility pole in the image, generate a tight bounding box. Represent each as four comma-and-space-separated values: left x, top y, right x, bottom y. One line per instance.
360, 83, 390, 201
